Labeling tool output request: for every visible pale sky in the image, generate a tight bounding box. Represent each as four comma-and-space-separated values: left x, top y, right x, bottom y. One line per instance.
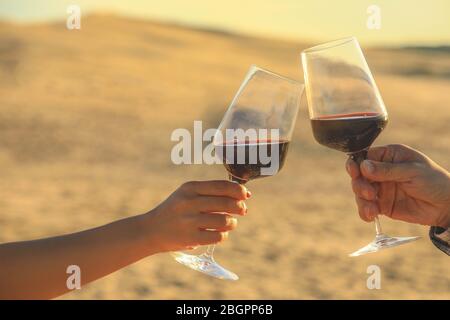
1, 0, 449, 46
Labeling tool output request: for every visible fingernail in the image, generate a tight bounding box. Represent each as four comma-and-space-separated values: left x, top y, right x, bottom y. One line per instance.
246, 190, 252, 198
362, 160, 374, 174
364, 205, 372, 218
241, 201, 247, 214
345, 161, 351, 174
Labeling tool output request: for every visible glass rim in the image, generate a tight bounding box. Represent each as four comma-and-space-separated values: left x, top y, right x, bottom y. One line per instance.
302, 36, 356, 54
249, 64, 303, 86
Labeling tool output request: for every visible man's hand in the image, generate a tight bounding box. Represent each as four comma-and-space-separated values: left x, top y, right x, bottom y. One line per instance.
346, 144, 450, 228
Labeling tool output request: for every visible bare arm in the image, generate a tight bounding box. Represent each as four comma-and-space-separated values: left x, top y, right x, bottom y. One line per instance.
0, 214, 154, 299
0, 180, 249, 299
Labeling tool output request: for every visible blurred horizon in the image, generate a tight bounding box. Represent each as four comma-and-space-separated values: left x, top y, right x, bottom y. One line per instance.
1, 0, 450, 47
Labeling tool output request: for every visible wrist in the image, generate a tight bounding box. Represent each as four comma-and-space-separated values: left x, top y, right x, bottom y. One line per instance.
436, 170, 450, 228
436, 200, 450, 229
440, 210, 450, 229
132, 211, 164, 256
437, 218, 450, 229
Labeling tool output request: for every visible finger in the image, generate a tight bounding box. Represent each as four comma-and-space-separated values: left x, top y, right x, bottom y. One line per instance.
368, 144, 428, 162
371, 182, 380, 196
355, 195, 379, 222
195, 230, 229, 245
197, 213, 238, 231
351, 178, 377, 201
360, 160, 422, 182
346, 158, 360, 179
194, 196, 247, 215
389, 201, 438, 226
377, 181, 396, 217
367, 146, 389, 162
182, 180, 250, 200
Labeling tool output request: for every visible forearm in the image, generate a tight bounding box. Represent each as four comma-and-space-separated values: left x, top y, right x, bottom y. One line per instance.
0, 213, 156, 299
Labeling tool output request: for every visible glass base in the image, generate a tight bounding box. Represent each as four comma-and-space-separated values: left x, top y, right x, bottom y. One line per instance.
171, 252, 239, 280
349, 233, 420, 257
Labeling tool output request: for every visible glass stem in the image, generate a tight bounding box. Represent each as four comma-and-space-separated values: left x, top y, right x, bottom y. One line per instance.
205, 174, 245, 260
205, 245, 215, 258
349, 148, 383, 236
374, 216, 383, 236
349, 149, 368, 164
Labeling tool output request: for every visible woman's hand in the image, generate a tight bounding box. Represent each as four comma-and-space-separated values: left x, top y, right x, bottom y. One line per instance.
346, 144, 450, 228
144, 180, 250, 253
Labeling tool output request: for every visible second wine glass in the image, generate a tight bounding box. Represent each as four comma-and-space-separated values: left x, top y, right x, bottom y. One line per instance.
301, 37, 420, 257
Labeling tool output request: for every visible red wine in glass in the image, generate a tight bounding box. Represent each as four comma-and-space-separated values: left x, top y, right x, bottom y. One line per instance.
311, 112, 388, 161
216, 139, 290, 184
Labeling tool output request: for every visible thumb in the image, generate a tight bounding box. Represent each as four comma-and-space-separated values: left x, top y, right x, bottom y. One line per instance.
360, 160, 421, 182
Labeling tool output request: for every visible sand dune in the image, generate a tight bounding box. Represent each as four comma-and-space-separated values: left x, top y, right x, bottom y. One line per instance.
0, 15, 449, 299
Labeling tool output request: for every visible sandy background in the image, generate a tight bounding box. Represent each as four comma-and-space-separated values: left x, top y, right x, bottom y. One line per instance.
0, 15, 449, 299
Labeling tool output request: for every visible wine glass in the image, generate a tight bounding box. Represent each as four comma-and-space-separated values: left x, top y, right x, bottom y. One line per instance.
172, 65, 303, 280
301, 37, 420, 257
